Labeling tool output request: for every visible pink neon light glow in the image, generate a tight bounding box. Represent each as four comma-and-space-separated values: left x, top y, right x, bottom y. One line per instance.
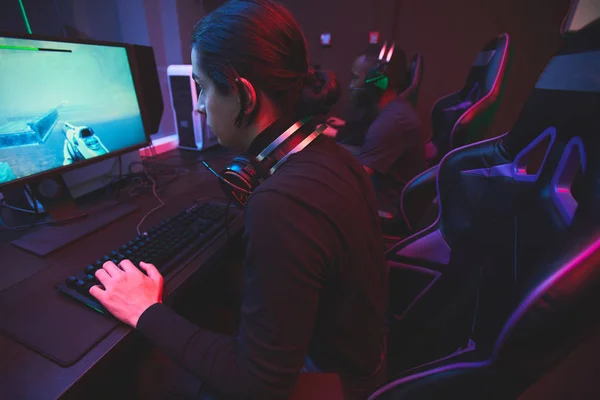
493, 234, 600, 356
386, 43, 395, 63
379, 42, 387, 61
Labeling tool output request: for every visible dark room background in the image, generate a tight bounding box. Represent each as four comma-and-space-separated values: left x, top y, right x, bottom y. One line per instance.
1, 0, 571, 141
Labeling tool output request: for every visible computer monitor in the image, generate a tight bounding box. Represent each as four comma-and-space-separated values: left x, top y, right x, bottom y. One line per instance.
0, 33, 150, 190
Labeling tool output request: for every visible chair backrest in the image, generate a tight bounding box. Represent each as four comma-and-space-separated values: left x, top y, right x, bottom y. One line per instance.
490, 231, 600, 390
561, 0, 600, 36
429, 33, 510, 162
400, 54, 423, 107
371, 230, 600, 400
437, 19, 600, 354
377, 9, 600, 397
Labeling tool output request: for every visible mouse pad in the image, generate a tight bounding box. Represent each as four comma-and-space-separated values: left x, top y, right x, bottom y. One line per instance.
0, 262, 119, 367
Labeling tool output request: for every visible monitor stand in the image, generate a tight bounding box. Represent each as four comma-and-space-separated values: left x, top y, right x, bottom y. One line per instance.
10, 175, 139, 257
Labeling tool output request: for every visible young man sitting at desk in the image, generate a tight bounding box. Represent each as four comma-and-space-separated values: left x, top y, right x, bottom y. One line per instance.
325, 45, 426, 235
88, 1, 388, 399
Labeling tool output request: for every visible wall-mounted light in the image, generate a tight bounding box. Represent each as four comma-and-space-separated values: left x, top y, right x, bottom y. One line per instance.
369, 31, 380, 44
320, 32, 332, 48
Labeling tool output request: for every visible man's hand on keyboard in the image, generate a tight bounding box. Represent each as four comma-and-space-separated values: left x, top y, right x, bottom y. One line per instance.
89, 260, 164, 328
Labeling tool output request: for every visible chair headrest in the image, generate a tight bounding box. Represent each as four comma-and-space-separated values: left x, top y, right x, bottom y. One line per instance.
463, 33, 510, 98
501, 20, 600, 158
561, 0, 600, 36
472, 49, 497, 67
407, 54, 423, 88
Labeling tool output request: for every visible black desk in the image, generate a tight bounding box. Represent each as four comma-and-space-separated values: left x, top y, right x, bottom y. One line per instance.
0, 147, 245, 399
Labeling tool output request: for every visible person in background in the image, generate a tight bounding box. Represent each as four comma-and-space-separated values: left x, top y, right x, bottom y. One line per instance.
326, 45, 427, 235
88, 0, 388, 399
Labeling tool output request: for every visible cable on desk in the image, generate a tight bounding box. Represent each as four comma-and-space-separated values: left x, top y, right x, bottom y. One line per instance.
100, 156, 184, 202
24, 185, 38, 215
0, 186, 44, 230
135, 166, 166, 235
1, 203, 40, 214
0, 156, 185, 233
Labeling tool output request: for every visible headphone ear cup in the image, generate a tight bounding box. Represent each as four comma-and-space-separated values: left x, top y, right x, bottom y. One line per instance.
220, 156, 260, 207
374, 75, 389, 91
365, 67, 389, 91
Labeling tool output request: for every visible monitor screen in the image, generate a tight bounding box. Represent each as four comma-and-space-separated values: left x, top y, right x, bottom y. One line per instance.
0, 36, 148, 186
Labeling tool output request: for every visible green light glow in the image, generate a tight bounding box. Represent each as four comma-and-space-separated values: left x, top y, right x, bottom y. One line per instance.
18, 0, 33, 34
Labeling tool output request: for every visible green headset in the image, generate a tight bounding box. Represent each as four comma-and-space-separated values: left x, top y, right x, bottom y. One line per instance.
364, 42, 396, 91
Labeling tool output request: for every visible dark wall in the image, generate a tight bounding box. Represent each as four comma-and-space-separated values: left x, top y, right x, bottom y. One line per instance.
177, 0, 205, 64
2, 0, 573, 140
0, 0, 27, 33
0, 0, 123, 41
200, 0, 569, 139
0, 0, 65, 36
280, 0, 570, 138
392, 0, 571, 139
58, 0, 122, 42
0, 0, 60, 35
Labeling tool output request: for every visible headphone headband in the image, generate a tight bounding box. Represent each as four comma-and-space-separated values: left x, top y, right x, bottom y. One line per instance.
202, 118, 324, 208
270, 123, 326, 174
364, 41, 396, 91
257, 117, 309, 162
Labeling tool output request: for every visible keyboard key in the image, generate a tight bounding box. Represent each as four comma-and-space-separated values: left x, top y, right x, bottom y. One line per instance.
66, 276, 78, 287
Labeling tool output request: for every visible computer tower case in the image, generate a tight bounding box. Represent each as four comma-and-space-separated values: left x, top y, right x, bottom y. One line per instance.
167, 65, 218, 151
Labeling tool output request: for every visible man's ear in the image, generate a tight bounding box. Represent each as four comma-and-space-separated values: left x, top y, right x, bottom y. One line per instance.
237, 77, 257, 115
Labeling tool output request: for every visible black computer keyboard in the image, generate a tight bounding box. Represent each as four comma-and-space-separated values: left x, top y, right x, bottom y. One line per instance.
56, 201, 233, 314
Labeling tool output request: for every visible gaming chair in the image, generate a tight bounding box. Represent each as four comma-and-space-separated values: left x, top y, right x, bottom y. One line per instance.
371, 232, 600, 399
426, 33, 511, 165
380, 13, 600, 392
399, 54, 423, 107
397, 35, 511, 234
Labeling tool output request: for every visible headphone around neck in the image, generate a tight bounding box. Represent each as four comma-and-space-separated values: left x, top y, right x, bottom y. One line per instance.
202, 117, 326, 208
364, 41, 396, 91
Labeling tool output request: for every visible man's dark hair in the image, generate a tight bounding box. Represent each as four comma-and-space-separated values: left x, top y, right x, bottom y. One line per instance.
192, 0, 340, 125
